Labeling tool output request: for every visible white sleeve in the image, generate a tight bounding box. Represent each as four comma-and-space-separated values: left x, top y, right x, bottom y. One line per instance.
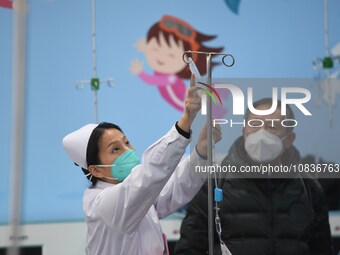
90, 125, 191, 235
153, 148, 207, 219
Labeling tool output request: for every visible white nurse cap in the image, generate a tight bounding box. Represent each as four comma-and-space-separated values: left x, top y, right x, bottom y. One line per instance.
62, 123, 98, 169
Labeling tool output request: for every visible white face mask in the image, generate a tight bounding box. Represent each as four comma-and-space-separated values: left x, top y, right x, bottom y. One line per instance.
244, 129, 289, 162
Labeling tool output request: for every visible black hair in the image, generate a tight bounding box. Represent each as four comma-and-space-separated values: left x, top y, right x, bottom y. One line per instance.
81, 122, 123, 187
245, 97, 296, 133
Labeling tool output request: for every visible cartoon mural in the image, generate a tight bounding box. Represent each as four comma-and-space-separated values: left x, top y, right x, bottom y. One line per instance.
0, 0, 13, 9
130, 15, 224, 112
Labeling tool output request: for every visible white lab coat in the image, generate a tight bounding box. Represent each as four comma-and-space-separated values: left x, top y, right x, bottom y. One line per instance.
83, 125, 207, 255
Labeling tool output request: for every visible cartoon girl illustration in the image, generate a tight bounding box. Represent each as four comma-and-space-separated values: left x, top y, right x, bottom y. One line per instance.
130, 15, 224, 112
0, 0, 13, 9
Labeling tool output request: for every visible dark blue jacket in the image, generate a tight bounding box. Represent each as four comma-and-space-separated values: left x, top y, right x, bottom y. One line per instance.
175, 137, 333, 255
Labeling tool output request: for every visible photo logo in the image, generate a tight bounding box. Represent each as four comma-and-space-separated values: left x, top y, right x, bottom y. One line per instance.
198, 79, 313, 128
196, 81, 225, 116
197, 82, 223, 106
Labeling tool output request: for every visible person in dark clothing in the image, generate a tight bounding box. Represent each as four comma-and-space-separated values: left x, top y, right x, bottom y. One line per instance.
175, 98, 333, 255
301, 154, 340, 211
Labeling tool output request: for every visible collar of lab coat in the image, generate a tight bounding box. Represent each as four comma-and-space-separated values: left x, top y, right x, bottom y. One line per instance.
95, 180, 116, 190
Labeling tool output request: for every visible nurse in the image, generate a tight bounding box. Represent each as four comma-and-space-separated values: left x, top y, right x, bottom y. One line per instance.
62, 76, 221, 255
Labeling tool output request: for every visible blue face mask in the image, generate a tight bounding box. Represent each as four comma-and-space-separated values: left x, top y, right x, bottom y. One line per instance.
96, 149, 140, 182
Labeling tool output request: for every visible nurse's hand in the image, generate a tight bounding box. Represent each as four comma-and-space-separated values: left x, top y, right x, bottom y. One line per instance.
196, 123, 222, 158
177, 74, 201, 133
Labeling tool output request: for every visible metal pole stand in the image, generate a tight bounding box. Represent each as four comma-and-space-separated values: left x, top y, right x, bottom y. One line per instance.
183, 51, 235, 255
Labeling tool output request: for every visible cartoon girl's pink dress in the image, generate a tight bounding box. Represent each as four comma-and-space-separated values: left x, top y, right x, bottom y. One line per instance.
0, 0, 13, 8
139, 71, 186, 112
138, 71, 229, 118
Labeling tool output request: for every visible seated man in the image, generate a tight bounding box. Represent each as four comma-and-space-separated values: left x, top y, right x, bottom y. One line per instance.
175, 98, 333, 255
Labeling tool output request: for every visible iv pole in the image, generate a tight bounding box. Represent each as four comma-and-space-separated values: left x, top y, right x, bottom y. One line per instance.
313, 0, 340, 127
76, 0, 114, 123
206, 53, 215, 255
183, 51, 234, 255
323, 0, 333, 127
